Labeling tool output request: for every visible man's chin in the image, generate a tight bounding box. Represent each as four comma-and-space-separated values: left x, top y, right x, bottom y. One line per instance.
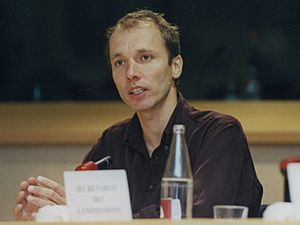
128, 102, 152, 113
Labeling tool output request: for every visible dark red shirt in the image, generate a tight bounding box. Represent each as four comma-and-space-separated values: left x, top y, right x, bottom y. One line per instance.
83, 94, 263, 218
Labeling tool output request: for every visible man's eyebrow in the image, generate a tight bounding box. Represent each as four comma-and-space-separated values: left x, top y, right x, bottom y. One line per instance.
111, 49, 154, 59
111, 53, 122, 60
137, 48, 153, 54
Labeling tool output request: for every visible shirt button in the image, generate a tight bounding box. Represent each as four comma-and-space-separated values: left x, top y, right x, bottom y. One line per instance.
148, 185, 154, 192
164, 146, 169, 151
155, 155, 158, 160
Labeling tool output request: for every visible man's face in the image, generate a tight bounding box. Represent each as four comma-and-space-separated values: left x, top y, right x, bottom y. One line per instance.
109, 22, 182, 113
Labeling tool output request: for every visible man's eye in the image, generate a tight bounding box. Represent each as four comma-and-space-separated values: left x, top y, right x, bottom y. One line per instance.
114, 60, 125, 67
141, 55, 152, 62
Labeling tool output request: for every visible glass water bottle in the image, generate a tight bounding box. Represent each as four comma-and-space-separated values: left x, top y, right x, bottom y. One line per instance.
161, 124, 193, 219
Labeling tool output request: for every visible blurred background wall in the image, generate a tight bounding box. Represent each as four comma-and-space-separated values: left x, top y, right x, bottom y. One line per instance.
1, 0, 300, 101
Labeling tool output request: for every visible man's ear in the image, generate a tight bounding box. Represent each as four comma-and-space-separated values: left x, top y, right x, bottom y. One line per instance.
172, 55, 183, 79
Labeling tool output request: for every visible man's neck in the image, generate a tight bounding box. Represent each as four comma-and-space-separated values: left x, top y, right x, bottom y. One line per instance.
137, 90, 178, 157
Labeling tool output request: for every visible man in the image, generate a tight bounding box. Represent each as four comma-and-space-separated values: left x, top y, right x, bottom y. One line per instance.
14, 10, 263, 220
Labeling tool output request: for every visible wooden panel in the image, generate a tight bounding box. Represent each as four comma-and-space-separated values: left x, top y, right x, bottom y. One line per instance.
190, 101, 300, 145
1, 101, 300, 145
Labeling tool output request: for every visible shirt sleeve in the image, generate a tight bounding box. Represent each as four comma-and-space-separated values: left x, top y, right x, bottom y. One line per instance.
191, 117, 262, 217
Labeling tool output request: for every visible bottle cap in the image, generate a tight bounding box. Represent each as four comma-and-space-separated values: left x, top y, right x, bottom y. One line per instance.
173, 124, 185, 133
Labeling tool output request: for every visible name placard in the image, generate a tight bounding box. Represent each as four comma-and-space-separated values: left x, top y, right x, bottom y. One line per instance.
64, 170, 132, 221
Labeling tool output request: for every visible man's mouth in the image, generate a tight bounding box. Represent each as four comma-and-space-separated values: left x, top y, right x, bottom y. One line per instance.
129, 87, 146, 95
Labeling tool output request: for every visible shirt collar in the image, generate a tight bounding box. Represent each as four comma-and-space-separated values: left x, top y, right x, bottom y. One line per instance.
123, 92, 189, 152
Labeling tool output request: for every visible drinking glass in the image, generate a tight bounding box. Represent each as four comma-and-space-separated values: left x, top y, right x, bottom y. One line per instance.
213, 205, 248, 219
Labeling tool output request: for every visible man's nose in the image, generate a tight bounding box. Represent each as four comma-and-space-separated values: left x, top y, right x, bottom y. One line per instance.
126, 61, 140, 80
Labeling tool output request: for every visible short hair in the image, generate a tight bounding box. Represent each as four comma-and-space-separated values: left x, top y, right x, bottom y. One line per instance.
106, 10, 181, 66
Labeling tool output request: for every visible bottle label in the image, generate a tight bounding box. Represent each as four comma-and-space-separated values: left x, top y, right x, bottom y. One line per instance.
160, 198, 182, 220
